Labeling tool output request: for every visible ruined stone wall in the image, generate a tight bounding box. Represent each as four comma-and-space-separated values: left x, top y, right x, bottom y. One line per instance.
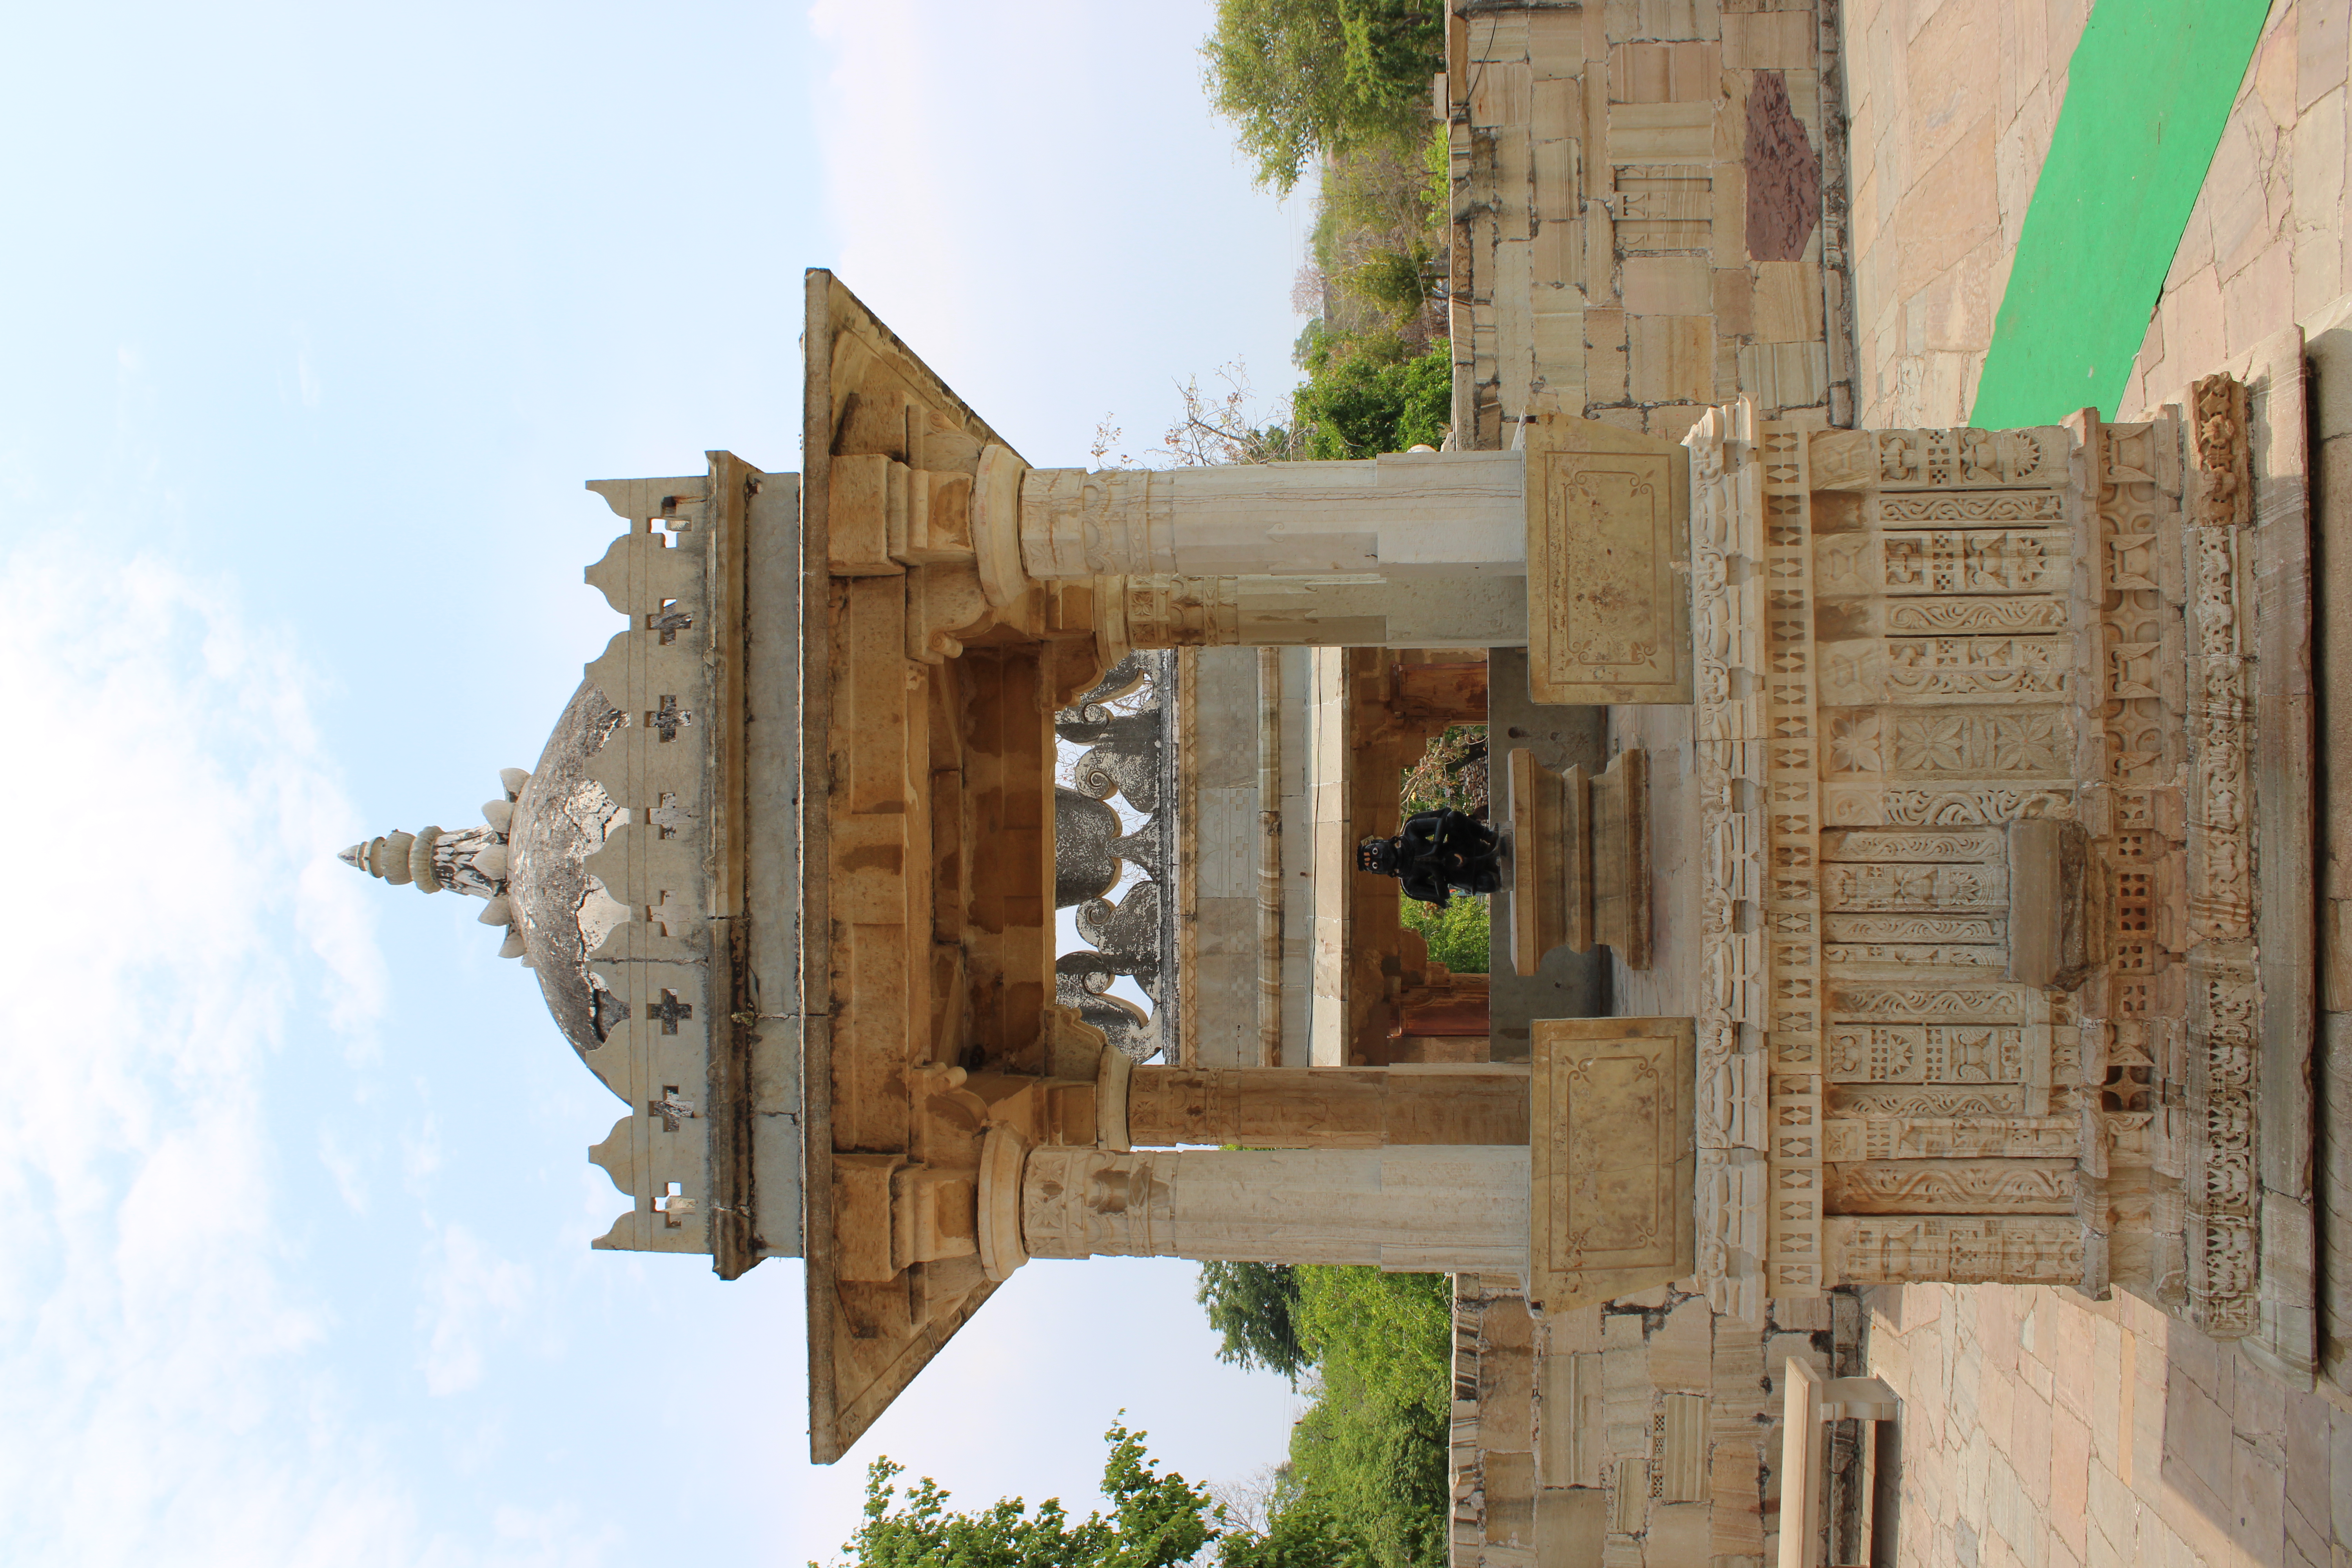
1444, 0, 1855, 449
1451, 1275, 1860, 1568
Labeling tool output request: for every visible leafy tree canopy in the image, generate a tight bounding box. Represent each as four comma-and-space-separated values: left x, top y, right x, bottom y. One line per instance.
1293, 340, 1451, 460
1203, 0, 1446, 192
819, 1422, 1217, 1568
1196, 1260, 1308, 1381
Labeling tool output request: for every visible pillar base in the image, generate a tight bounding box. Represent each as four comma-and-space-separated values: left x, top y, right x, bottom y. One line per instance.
1506, 746, 1650, 975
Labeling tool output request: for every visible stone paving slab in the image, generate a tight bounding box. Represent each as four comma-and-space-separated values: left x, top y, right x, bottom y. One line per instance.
1864, 1283, 2352, 1567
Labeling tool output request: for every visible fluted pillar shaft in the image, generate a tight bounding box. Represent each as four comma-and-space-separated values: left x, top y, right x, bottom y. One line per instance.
1126, 1066, 1529, 1148
1019, 1145, 1529, 1275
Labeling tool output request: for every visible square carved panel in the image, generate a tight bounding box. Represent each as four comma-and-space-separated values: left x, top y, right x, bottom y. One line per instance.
1530, 1016, 1697, 1309
1524, 417, 1693, 705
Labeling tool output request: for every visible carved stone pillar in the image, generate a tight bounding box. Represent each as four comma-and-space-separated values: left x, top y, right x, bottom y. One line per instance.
987, 452, 1531, 650
1125, 1065, 1530, 1147
1019, 1145, 1530, 1274
1018, 454, 1526, 579
1091, 572, 1527, 650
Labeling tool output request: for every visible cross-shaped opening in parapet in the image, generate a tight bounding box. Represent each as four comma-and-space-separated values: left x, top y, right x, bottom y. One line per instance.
648, 696, 686, 741
651, 1085, 691, 1131
644, 888, 686, 937
653, 791, 680, 840
650, 599, 693, 644
656, 1180, 686, 1226
650, 989, 692, 1034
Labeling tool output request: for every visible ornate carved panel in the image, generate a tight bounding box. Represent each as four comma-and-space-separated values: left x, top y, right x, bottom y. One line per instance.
1823, 1215, 2083, 1284
1524, 416, 1694, 704
1052, 652, 1182, 1062
1824, 1160, 2076, 1214
1530, 1018, 1696, 1311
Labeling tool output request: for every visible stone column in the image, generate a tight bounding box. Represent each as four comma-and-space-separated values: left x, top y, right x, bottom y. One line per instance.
1125, 1065, 1528, 1147
1020, 1144, 1529, 1274
971, 448, 1532, 649
1019, 453, 1526, 579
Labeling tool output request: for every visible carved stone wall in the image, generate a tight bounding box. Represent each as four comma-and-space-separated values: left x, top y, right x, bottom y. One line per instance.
1053, 652, 1181, 1061
1683, 396, 2267, 1335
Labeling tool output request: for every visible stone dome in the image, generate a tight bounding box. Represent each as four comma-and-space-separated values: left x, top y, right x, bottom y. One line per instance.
504, 680, 633, 1080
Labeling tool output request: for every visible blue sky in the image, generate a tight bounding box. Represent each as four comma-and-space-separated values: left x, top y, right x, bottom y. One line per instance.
0, 3, 1312, 1562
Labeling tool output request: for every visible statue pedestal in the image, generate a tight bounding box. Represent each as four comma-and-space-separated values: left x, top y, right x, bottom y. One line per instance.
1506, 746, 1650, 976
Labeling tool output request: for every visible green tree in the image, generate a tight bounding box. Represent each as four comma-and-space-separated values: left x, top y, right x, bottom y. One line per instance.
1292, 341, 1451, 459
1190, 1266, 1454, 1568
820, 1421, 1218, 1568
1286, 1268, 1453, 1568
1196, 1260, 1308, 1381
1216, 1481, 1385, 1568
1399, 893, 1488, 974
1203, 0, 1446, 192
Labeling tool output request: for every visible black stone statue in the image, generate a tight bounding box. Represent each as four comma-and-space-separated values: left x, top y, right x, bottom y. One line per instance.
1358, 807, 1504, 908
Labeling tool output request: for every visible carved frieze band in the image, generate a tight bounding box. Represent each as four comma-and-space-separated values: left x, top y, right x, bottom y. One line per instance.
1686, 401, 1769, 1324
2180, 376, 2258, 1338
1823, 1214, 2084, 1284
1053, 652, 1183, 1062
1759, 420, 1826, 1299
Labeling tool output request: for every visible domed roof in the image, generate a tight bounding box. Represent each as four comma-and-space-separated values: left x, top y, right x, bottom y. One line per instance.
505, 680, 633, 1077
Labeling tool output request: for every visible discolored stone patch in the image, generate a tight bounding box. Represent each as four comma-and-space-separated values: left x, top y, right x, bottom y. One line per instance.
1745, 69, 1821, 263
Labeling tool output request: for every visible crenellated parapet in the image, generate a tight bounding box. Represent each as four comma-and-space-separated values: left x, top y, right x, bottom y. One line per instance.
563, 457, 799, 1273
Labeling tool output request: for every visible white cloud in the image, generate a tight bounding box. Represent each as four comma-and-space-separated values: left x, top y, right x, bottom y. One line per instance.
0, 537, 430, 1566
417, 1222, 534, 1397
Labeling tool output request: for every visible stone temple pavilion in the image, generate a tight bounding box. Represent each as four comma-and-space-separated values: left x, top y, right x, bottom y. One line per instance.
343, 267, 2312, 1507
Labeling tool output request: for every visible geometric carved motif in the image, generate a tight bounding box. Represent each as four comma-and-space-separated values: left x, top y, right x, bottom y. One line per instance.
1823, 861, 2006, 911
1880, 530, 2065, 594
1759, 419, 1826, 1299
1823, 1215, 2085, 1284
1821, 1115, 2077, 1161
1824, 1024, 2024, 1083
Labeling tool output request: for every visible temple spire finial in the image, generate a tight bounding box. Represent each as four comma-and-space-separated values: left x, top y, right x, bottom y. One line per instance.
338, 771, 535, 960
